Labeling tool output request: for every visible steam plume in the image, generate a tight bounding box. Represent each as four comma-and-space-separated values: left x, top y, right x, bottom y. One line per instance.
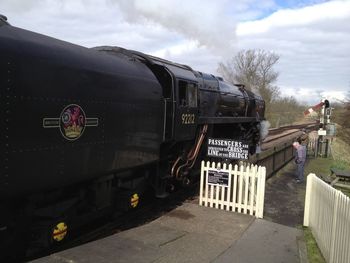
114, 0, 237, 57
260, 120, 270, 140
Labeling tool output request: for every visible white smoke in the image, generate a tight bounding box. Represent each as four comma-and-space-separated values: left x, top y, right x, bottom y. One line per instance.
113, 0, 237, 57
260, 120, 270, 140
0, 0, 46, 12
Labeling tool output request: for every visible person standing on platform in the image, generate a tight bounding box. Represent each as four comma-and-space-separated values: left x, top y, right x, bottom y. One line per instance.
292, 141, 306, 183
298, 128, 309, 156
299, 129, 309, 146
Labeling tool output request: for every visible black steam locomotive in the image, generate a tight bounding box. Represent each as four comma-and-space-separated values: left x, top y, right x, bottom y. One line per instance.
0, 15, 264, 257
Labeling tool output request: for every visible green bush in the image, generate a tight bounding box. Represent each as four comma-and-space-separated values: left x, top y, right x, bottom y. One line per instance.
330, 159, 350, 171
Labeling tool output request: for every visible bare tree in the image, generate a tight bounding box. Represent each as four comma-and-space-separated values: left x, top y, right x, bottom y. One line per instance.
217, 50, 307, 127
340, 92, 350, 143
218, 49, 280, 104
343, 93, 350, 127
333, 91, 350, 144
269, 96, 305, 126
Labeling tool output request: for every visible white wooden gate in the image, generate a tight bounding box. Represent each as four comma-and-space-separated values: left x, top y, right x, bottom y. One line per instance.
304, 174, 350, 263
199, 161, 266, 218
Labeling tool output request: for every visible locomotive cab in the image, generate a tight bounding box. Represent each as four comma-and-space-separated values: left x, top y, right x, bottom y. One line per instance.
174, 79, 198, 140
138, 56, 200, 142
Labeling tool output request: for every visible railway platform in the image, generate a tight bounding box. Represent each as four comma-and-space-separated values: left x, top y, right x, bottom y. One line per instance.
31, 202, 306, 263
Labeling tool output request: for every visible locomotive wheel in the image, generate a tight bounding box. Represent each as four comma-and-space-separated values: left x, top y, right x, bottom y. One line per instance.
0, 208, 29, 262
182, 177, 191, 187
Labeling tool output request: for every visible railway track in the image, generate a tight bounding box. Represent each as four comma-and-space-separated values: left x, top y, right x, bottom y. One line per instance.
255, 121, 318, 178
261, 122, 318, 147
267, 122, 319, 136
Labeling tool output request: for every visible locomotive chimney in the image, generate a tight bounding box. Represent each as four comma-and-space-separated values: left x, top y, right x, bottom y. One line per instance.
0, 14, 7, 21
234, 84, 246, 89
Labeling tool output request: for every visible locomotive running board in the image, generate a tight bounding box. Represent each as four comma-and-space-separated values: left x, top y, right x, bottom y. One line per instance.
198, 117, 258, 124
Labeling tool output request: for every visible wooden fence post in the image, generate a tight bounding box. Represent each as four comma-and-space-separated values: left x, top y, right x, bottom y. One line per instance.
199, 161, 266, 218
303, 173, 315, 226
256, 166, 266, 218
329, 191, 340, 263
199, 161, 205, 206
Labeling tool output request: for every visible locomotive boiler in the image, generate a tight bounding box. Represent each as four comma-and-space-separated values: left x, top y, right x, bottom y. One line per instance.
0, 15, 265, 258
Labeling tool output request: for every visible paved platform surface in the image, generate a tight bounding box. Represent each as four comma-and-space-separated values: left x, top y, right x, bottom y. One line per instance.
31, 203, 305, 263
214, 219, 304, 263
31, 203, 253, 263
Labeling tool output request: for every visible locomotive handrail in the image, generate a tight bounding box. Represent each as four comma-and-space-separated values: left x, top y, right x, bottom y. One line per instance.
198, 116, 258, 124
162, 98, 174, 141
198, 87, 220, 92
129, 50, 155, 66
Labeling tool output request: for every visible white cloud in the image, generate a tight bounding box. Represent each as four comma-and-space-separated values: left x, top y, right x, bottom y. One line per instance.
151, 41, 222, 73
236, 0, 350, 104
281, 85, 347, 105
320, 90, 347, 102
237, 1, 350, 35
1, 0, 232, 73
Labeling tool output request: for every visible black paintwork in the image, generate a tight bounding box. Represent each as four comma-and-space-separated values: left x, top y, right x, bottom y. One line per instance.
0, 25, 163, 198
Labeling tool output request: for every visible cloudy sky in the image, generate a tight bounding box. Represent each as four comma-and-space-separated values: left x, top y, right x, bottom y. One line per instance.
1, 0, 349, 104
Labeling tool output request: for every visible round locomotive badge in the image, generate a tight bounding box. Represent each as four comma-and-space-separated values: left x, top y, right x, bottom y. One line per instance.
59, 104, 86, 141
43, 104, 98, 141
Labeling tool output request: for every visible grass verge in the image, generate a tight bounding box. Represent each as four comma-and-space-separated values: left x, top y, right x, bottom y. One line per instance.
305, 157, 350, 197
303, 227, 326, 263
301, 135, 350, 261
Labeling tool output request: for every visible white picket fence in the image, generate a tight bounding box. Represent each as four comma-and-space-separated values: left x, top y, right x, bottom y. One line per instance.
199, 161, 266, 218
304, 174, 350, 263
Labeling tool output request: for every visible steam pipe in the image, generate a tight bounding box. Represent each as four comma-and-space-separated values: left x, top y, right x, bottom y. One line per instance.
175, 125, 208, 179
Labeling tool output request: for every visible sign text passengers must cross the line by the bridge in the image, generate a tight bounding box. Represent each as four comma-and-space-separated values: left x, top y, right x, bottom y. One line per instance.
207, 138, 249, 160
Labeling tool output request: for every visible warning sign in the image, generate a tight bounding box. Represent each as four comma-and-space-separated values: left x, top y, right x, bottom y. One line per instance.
208, 169, 229, 187
207, 138, 249, 160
